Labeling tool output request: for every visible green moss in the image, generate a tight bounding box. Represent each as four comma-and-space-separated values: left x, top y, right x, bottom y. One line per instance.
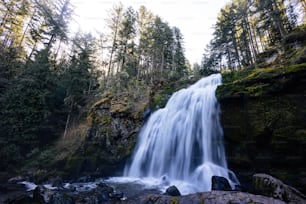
149, 77, 198, 111
294, 129, 306, 141
101, 115, 112, 125
92, 97, 111, 108
231, 153, 251, 166
116, 134, 137, 158
170, 198, 180, 204
217, 63, 306, 99
64, 157, 84, 175
110, 103, 127, 113
151, 94, 165, 109
245, 83, 269, 96
199, 197, 205, 204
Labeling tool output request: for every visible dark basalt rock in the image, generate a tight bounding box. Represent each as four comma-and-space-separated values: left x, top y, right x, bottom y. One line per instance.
211, 176, 232, 191
218, 64, 306, 193
165, 185, 181, 196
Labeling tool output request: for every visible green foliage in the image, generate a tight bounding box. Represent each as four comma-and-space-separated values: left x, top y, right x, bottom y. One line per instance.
283, 28, 306, 46
201, 0, 306, 71
0, 48, 66, 171
105, 4, 188, 84
0, 0, 189, 176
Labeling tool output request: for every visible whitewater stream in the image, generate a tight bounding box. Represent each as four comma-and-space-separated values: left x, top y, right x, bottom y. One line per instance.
107, 73, 239, 195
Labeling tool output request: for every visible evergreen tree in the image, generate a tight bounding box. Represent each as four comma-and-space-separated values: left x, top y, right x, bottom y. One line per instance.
106, 2, 124, 78
0, 48, 63, 169
136, 5, 154, 80
172, 27, 187, 77
62, 33, 99, 138
117, 6, 137, 76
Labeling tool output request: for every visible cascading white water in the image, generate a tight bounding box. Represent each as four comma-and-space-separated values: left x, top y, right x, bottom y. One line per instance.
122, 73, 239, 194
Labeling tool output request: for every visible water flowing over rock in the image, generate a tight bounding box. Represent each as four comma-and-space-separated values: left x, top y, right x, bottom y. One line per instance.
124, 74, 239, 194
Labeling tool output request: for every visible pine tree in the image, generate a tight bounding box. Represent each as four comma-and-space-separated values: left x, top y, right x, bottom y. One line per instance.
117, 6, 137, 76
136, 5, 154, 80
0, 48, 61, 169
172, 27, 187, 77
106, 2, 124, 78
62, 33, 99, 138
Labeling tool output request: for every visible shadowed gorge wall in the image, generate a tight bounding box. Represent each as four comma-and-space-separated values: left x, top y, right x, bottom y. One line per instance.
218, 65, 306, 193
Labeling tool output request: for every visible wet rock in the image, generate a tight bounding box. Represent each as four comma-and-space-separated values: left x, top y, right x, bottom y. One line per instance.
218, 65, 306, 193
49, 177, 63, 188
97, 182, 114, 193
0, 182, 29, 204
0, 183, 25, 192
110, 192, 124, 200
253, 173, 306, 203
96, 191, 110, 202
33, 187, 45, 203
122, 191, 287, 204
76, 175, 94, 183
49, 192, 75, 204
165, 185, 181, 196
8, 176, 25, 184
212, 176, 232, 191
6, 195, 33, 204
143, 107, 151, 120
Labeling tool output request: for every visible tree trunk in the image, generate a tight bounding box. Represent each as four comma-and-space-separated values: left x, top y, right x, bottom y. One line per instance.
18, 13, 34, 50
47, 33, 55, 48
63, 103, 73, 139
160, 46, 164, 77
271, 0, 288, 39
232, 33, 241, 69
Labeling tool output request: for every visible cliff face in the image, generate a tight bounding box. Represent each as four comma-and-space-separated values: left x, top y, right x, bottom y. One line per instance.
62, 91, 149, 178
66, 78, 199, 178
217, 63, 306, 193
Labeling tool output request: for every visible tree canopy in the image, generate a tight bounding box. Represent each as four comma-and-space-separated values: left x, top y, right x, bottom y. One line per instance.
201, 0, 306, 72
0, 1, 189, 171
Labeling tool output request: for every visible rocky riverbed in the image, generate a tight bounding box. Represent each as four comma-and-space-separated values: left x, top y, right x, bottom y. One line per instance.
1, 173, 305, 204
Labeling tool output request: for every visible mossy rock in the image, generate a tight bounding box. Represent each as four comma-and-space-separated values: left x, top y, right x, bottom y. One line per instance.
149, 77, 198, 110
169, 197, 180, 204
64, 157, 85, 176
295, 129, 306, 141
217, 63, 306, 99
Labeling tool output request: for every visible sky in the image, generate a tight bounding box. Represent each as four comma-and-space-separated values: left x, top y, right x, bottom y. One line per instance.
69, 0, 230, 64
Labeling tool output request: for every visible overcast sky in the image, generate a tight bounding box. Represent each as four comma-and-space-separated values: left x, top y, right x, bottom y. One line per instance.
70, 0, 230, 64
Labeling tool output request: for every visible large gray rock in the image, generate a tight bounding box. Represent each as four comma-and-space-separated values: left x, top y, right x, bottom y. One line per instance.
119, 191, 287, 204
253, 173, 306, 204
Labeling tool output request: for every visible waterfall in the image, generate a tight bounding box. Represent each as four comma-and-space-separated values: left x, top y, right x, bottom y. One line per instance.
123, 73, 239, 194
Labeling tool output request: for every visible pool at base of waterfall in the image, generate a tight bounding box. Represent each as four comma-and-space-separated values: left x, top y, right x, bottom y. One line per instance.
19, 173, 225, 198
105, 176, 198, 196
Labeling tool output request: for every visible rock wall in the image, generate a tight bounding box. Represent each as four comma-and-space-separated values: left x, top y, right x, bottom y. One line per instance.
63, 92, 148, 178
217, 64, 306, 193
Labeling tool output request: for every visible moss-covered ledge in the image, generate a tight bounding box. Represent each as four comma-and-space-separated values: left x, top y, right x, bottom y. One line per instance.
216, 63, 306, 193
216, 63, 306, 99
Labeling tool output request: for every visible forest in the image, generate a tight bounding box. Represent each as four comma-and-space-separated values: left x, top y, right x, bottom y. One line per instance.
0, 0, 306, 202
0, 0, 188, 171
201, 0, 306, 71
